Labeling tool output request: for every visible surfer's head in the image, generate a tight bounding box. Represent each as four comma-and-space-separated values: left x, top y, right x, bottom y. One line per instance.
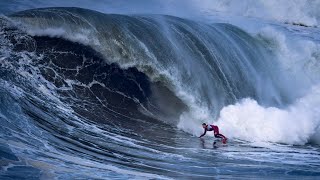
202, 123, 207, 128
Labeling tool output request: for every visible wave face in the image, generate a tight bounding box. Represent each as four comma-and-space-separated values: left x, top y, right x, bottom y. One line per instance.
11, 8, 294, 111
1, 7, 320, 179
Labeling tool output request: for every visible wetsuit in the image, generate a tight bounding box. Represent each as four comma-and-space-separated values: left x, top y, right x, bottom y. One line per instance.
199, 125, 227, 141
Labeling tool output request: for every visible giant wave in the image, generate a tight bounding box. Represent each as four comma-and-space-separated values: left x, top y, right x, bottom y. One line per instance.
1, 7, 320, 179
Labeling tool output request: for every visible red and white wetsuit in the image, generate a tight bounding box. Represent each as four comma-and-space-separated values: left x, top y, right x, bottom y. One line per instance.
200, 125, 227, 142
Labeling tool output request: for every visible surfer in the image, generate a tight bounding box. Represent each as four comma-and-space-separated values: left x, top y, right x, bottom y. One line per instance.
199, 123, 227, 144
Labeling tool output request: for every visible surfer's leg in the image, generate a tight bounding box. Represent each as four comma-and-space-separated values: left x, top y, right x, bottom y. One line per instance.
214, 134, 223, 139
214, 134, 224, 139
220, 134, 226, 139
215, 134, 227, 144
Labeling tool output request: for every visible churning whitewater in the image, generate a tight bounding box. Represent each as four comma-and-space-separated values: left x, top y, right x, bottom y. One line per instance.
0, 4, 320, 180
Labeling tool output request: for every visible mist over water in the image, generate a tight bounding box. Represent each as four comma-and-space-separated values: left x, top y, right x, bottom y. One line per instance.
1, 1, 320, 179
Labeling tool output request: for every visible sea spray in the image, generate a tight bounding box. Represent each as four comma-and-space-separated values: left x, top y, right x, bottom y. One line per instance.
217, 84, 320, 145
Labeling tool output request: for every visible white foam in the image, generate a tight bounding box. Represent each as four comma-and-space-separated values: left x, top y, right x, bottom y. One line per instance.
177, 106, 211, 137
216, 84, 320, 145
23, 27, 101, 46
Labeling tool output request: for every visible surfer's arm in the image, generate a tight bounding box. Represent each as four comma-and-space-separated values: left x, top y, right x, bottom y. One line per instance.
199, 129, 207, 138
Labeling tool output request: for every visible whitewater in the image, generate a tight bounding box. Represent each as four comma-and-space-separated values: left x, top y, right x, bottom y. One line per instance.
0, 1, 320, 179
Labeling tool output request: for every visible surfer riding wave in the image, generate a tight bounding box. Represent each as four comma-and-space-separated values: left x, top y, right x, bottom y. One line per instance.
199, 123, 227, 144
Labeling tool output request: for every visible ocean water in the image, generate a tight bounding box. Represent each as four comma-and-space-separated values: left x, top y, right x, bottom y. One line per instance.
0, 1, 320, 179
